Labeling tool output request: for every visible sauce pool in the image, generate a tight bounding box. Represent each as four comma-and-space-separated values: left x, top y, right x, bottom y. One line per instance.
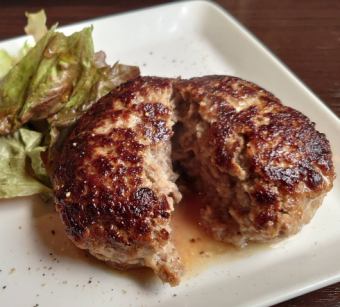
171, 193, 269, 278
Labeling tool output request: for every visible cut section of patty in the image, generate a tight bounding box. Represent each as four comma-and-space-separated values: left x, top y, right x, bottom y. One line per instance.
174, 75, 335, 247
53, 77, 183, 285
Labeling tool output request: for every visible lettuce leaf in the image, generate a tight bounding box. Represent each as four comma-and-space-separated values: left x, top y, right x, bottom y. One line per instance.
0, 50, 15, 79
50, 55, 140, 128
18, 32, 78, 123
94, 51, 141, 101
0, 26, 57, 135
24, 10, 48, 42
0, 42, 33, 80
0, 10, 47, 80
0, 128, 50, 198
48, 27, 98, 127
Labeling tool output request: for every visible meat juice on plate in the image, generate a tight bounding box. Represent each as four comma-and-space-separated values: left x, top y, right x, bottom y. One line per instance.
171, 193, 267, 278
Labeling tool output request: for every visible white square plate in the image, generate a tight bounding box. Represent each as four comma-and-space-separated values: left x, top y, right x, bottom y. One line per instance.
0, 1, 339, 306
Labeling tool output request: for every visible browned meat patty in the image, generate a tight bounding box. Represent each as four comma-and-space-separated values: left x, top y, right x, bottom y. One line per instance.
53, 75, 335, 285
174, 75, 335, 247
53, 77, 183, 286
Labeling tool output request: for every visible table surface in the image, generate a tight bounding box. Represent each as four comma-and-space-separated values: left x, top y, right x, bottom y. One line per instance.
0, 0, 339, 306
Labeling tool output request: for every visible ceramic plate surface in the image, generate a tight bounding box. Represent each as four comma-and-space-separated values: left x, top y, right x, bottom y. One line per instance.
0, 1, 339, 306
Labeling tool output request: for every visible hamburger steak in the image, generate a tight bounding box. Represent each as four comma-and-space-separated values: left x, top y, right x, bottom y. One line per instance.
53, 76, 335, 285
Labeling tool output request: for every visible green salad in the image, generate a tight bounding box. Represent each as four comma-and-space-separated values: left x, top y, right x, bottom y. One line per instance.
0, 10, 139, 199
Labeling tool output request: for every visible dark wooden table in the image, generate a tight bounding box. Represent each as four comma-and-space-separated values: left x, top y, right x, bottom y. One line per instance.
1, 0, 339, 306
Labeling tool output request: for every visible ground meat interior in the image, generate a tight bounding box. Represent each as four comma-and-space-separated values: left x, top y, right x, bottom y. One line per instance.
172, 95, 248, 246
171, 77, 333, 247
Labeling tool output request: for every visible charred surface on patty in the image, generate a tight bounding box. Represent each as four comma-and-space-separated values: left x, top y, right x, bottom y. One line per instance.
53, 77, 182, 285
